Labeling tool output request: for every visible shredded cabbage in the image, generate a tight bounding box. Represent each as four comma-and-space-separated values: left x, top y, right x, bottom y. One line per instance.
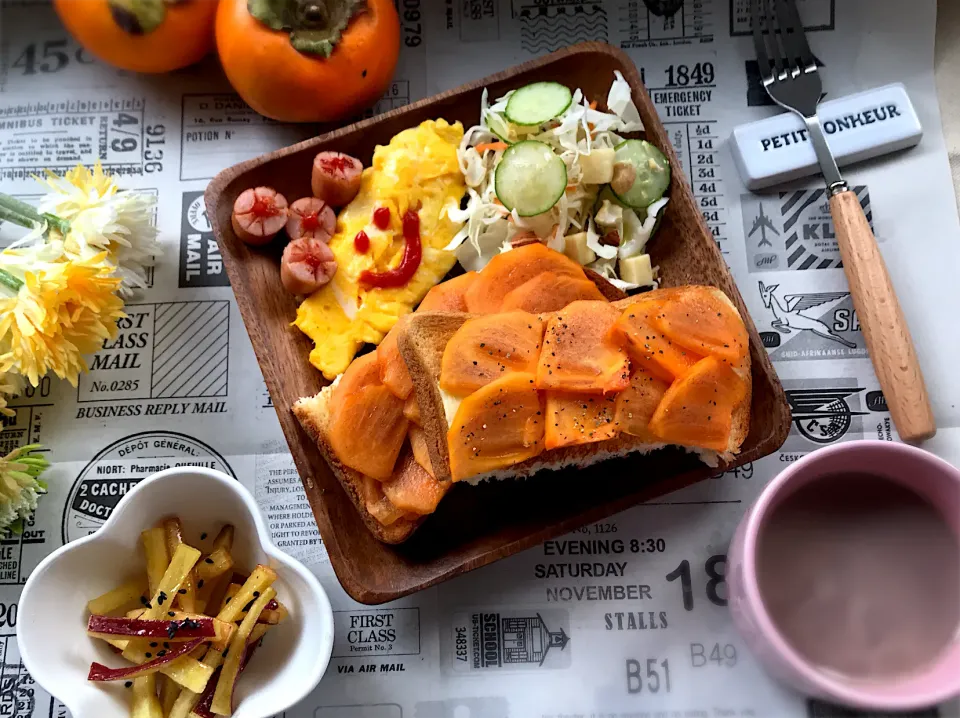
451, 72, 665, 284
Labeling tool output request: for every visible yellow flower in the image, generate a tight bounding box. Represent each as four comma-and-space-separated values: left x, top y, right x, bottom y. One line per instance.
0, 370, 22, 418
37, 162, 159, 294
0, 251, 122, 387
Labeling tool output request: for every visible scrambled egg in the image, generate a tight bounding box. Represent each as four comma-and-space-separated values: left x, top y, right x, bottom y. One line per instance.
295, 119, 466, 379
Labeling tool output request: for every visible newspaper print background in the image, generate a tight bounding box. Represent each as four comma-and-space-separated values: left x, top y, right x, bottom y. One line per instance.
2, 0, 960, 716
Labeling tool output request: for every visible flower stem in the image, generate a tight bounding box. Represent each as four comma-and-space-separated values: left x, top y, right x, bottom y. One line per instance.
0, 268, 23, 293
0, 194, 44, 223
0, 204, 41, 231
40, 212, 70, 236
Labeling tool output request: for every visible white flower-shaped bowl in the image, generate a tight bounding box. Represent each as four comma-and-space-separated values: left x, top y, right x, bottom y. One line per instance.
17, 467, 334, 718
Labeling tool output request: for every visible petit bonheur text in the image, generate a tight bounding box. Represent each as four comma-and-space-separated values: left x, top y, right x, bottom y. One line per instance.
761, 104, 902, 151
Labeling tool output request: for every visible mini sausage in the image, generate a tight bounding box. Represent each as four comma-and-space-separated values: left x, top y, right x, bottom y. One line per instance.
311, 151, 363, 207
280, 237, 338, 295
232, 187, 288, 246
286, 197, 336, 243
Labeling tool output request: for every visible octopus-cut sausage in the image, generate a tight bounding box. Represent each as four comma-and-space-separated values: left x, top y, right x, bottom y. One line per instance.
280, 237, 338, 295
285, 197, 336, 243
231, 186, 288, 246
311, 151, 363, 207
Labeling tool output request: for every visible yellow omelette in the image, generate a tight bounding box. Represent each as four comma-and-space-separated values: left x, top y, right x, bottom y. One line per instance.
294, 119, 466, 380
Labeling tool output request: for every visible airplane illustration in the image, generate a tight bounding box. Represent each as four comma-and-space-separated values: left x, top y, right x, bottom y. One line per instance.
758, 282, 856, 348
748, 204, 778, 247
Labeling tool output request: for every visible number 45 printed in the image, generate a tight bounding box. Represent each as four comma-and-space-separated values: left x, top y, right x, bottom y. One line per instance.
11, 39, 93, 76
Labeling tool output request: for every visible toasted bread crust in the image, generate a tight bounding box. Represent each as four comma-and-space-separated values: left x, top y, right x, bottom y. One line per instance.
401, 288, 752, 485
292, 390, 423, 544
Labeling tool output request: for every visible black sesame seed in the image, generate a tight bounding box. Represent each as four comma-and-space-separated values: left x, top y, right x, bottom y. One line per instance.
139, 595, 149, 606
225, 597, 231, 604
164, 642, 170, 648
200, 532, 208, 540
125, 681, 133, 688
178, 589, 187, 595
204, 558, 214, 564
150, 642, 158, 648
197, 579, 205, 588
253, 591, 260, 597
157, 650, 167, 657
168, 611, 176, 617
145, 653, 152, 658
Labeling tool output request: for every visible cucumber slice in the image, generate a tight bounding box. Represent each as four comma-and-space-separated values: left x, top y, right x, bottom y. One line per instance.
505, 82, 573, 126
495, 141, 567, 217
611, 140, 670, 210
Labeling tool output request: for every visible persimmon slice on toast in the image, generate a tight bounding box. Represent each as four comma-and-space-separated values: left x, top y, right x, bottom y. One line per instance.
403, 395, 421, 425
536, 301, 630, 394
408, 425, 435, 477
418, 271, 477, 312
382, 450, 449, 515
609, 299, 700, 381
329, 352, 409, 479
614, 368, 670, 442
652, 289, 748, 367
464, 243, 587, 314
648, 356, 747, 451
545, 392, 620, 450
440, 312, 544, 395
501, 272, 607, 313
360, 476, 413, 526
378, 317, 414, 400
447, 372, 545, 482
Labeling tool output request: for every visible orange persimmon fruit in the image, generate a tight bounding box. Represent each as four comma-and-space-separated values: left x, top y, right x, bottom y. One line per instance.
500, 272, 607, 314
447, 373, 545, 482
464, 243, 587, 314
418, 272, 477, 313
53, 0, 218, 73
536, 301, 630, 394
328, 352, 409, 479
440, 312, 544, 396
215, 0, 400, 122
544, 392, 620, 450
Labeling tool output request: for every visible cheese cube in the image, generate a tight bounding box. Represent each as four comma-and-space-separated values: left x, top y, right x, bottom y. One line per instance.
563, 232, 596, 266
619, 254, 655, 286
579, 148, 615, 184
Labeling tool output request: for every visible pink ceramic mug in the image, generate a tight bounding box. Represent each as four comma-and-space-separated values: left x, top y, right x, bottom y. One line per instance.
728, 440, 960, 710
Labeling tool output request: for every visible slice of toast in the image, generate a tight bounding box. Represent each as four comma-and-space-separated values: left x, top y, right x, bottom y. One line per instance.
293, 383, 424, 544
398, 289, 752, 485
291, 269, 626, 544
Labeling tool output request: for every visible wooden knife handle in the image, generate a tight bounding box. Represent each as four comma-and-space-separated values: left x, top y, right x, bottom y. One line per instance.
830, 189, 935, 443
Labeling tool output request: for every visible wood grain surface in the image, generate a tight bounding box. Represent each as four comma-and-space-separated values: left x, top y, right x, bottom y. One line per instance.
205, 43, 791, 604
830, 190, 936, 443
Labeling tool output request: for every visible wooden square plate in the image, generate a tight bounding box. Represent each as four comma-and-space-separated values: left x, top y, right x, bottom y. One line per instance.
206, 43, 790, 604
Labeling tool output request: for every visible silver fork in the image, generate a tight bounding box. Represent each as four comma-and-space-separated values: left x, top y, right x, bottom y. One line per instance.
751, 0, 936, 443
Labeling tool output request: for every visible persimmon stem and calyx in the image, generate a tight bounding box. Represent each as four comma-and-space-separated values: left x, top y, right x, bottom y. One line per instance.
247, 0, 365, 57
108, 0, 186, 35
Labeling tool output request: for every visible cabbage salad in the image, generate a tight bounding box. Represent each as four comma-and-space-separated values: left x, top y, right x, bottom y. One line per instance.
444, 71, 670, 290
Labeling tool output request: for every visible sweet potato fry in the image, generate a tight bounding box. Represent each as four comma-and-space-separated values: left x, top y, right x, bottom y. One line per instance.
131, 674, 163, 718
87, 578, 149, 616
210, 587, 277, 715
164, 518, 200, 613
141, 528, 169, 597
216, 566, 276, 624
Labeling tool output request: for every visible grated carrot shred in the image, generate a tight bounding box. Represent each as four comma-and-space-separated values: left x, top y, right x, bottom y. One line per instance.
474, 141, 508, 154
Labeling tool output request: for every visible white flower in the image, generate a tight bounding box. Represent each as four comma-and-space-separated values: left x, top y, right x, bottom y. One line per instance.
36, 163, 160, 295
